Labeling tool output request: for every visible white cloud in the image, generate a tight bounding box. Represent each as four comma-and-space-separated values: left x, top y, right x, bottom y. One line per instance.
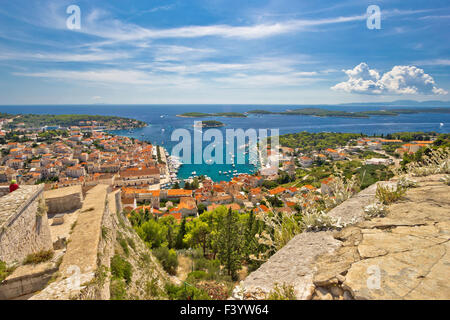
414, 59, 450, 66
0, 50, 129, 62
74, 14, 367, 42
13, 69, 201, 88
332, 63, 447, 95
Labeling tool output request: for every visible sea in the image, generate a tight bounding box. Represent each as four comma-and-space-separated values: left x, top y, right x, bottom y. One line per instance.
2, 104, 449, 182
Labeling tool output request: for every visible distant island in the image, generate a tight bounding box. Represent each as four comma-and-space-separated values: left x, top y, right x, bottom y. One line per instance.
0, 113, 147, 130
193, 120, 225, 128
176, 107, 450, 120
248, 107, 450, 118
177, 112, 247, 118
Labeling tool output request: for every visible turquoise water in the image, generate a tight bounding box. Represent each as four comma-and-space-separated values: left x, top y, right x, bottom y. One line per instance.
2, 104, 449, 182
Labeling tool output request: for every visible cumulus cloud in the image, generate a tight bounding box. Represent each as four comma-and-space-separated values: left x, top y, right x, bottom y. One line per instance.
332, 63, 447, 95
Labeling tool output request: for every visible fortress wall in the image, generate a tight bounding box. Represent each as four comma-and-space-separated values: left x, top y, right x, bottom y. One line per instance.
0, 185, 53, 265
31, 185, 113, 300
44, 185, 83, 215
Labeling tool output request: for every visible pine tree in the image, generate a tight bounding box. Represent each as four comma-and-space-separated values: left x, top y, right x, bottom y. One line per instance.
217, 208, 243, 279
175, 217, 187, 249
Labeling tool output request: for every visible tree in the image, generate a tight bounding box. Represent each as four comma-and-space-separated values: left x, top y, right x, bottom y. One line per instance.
217, 208, 243, 279
184, 219, 210, 256
175, 217, 187, 249
136, 219, 167, 248
197, 203, 206, 215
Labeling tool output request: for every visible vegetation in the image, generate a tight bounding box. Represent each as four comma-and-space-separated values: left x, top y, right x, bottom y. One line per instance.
152, 247, 178, 275
267, 283, 296, 300
0, 260, 15, 282
249, 107, 450, 119
165, 282, 211, 300
364, 202, 388, 218
375, 184, 407, 205
178, 112, 246, 118
110, 254, 133, 284
216, 208, 243, 279
23, 250, 54, 265
193, 120, 225, 128
3, 113, 146, 129
277, 131, 361, 153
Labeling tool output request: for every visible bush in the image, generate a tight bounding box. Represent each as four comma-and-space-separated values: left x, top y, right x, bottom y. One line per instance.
118, 238, 129, 256
375, 183, 406, 205
0, 260, 14, 282
110, 255, 133, 284
364, 202, 388, 219
186, 270, 209, 283
300, 210, 339, 232
165, 282, 211, 300
110, 279, 127, 300
23, 250, 54, 265
126, 237, 136, 250
153, 247, 178, 275
267, 283, 296, 300
194, 258, 221, 276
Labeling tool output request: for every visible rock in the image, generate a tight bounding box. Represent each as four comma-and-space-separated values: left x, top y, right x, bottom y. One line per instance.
234, 175, 450, 300
343, 290, 353, 300
330, 286, 344, 297
316, 287, 333, 300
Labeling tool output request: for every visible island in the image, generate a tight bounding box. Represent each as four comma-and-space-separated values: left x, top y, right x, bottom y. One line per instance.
1, 113, 147, 130
247, 107, 450, 119
177, 112, 247, 118
193, 120, 225, 128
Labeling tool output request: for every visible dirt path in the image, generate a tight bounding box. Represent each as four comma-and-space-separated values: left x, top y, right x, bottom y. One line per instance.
176, 254, 193, 281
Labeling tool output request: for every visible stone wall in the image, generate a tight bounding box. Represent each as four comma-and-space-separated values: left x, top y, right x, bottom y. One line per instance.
30, 185, 111, 300
0, 186, 9, 197
0, 185, 53, 265
0, 267, 58, 299
44, 185, 83, 215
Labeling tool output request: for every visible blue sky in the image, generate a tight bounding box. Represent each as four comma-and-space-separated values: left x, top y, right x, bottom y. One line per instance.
0, 0, 449, 104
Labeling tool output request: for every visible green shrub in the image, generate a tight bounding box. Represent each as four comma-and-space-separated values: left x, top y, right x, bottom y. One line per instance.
194, 258, 221, 277
110, 255, 133, 284
0, 260, 14, 282
267, 283, 296, 300
146, 278, 162, 297
375, 183, 406, 205
118, 238, 129, 256
23, 250, 54, 265
165, 282, 211, 300
110, 279, 127, 300
126, 237, 136, 250
186, 270, 209, 283
153, 247, 178, 275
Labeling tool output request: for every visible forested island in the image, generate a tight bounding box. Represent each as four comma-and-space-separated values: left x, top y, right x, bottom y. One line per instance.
0, 113, 147, 130
176, 107, 450, 120
248, 107, 450, 118
177, 112, 247, 118
193, 120, 225, 128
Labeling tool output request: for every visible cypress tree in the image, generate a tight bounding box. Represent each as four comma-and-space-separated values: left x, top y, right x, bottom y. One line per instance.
175, 217, 187, 249
217, 208, 243, 279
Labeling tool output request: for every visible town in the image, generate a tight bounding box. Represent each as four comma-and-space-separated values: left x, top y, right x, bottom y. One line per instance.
1, 114, 444, 222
